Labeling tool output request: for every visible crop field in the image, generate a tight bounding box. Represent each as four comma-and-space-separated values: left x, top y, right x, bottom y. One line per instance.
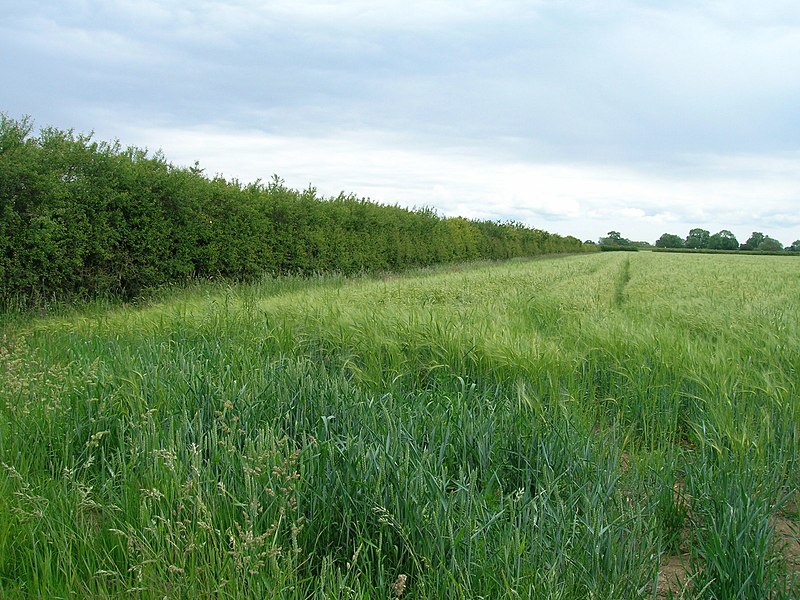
1, 252, 799, 599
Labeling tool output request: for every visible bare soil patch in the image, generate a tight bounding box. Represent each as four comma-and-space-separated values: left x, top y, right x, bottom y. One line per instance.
656, 553, 691, 599
655, 516, 800, 599
777, 516, 800, 569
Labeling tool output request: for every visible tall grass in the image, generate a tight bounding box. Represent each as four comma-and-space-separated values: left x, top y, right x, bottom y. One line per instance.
1, 253, 798, 598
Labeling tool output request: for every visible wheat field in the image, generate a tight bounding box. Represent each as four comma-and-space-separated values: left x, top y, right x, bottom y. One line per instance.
1, 252, 798, 598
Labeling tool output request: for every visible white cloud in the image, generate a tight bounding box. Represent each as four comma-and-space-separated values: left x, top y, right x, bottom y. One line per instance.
242, 0, 538, 28
3, 0, 800, 244
2, 15, 163, 64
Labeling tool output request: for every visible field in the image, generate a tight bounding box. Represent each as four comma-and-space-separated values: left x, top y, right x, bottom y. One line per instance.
1, 252, 798, 599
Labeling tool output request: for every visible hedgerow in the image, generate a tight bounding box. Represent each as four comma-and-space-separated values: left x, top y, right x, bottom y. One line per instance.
0, 115, 593, 306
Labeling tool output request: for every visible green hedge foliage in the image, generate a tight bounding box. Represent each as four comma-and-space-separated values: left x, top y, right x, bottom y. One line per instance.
0, 116, 594, 305
599, 244, 639, 252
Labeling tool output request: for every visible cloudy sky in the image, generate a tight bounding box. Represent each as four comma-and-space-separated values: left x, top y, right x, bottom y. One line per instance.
3, 0, 799, 244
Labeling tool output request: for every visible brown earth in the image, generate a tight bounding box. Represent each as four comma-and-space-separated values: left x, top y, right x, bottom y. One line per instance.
656, 553, 691, 599
776, 516, 800, 570
655, 516, 800, 599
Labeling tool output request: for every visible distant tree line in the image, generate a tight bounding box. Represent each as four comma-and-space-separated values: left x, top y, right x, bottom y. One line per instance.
655, 228, 799, 253
0, 116, 593, 306
594, 231, 651, 251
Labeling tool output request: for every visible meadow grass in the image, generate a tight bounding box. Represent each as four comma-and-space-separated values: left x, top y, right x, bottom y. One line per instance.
1, 253, 798, 598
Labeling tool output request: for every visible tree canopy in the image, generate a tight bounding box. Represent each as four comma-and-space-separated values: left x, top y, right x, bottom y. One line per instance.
655, 233, 684, 248
741, 231, 766, 250
651, 228, 795, 254
707, 230, 739, 250
685, 228, 710, 249
757, 236, 783, 252
599, 231, 631, 246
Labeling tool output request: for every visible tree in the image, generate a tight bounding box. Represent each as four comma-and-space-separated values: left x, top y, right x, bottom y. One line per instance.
757, 236, 783, 252
684, 228, 710, 249
599, 231, 631, 246
787, 240, 800, 253
655, 233, 684, 248
707, 229, 739, 250
741, 231, 765, 250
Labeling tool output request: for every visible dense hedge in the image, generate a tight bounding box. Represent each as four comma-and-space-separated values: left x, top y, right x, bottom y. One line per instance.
599, 244, 639, 252
0, 116, 594, 305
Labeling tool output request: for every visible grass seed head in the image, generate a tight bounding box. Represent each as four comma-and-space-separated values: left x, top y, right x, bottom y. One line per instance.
391, 573, 407, 598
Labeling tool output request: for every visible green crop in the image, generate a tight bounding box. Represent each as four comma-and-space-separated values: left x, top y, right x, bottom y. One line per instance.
1, 252, 798, 598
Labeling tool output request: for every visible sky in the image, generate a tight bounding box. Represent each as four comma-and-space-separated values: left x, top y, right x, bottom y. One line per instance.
2, 0, 799, 245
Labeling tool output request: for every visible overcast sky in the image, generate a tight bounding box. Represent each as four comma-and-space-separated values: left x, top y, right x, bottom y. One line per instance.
3, 0, 799, 244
